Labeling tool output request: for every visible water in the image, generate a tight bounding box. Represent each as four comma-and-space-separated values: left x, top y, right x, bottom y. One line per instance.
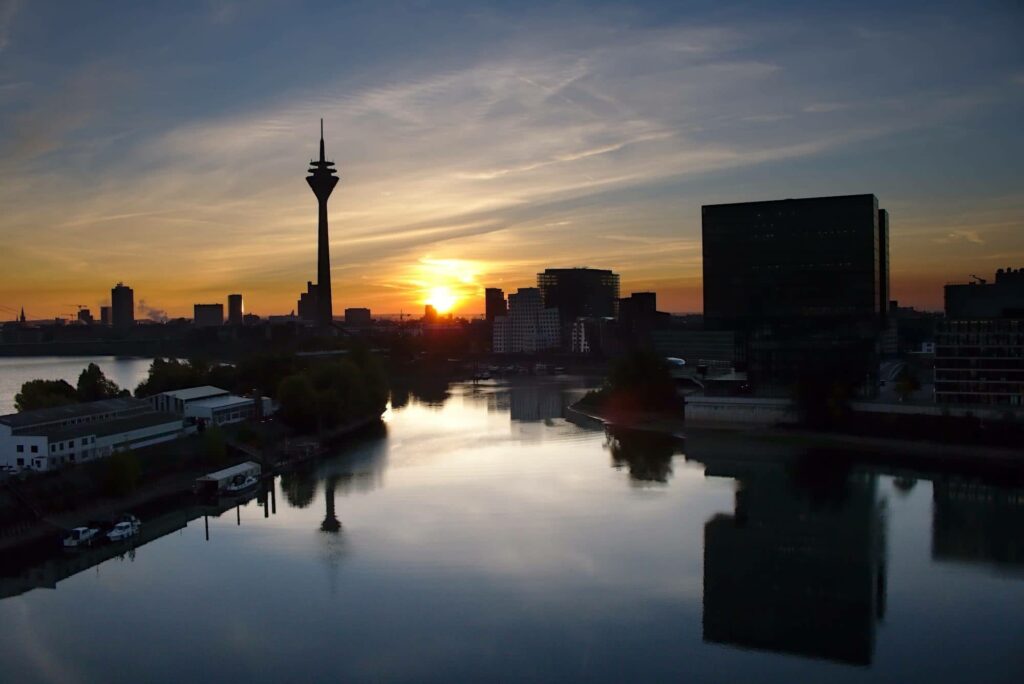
0, 356, 154, 414
1, 377, 1023, 683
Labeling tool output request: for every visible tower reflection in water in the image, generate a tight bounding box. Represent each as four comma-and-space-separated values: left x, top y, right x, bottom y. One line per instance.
697, 452, 888, 666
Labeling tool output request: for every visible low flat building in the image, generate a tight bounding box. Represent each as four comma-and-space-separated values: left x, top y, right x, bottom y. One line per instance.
0, 398, 184, 472
149, 386, 230, 414
184, 394, 273, 427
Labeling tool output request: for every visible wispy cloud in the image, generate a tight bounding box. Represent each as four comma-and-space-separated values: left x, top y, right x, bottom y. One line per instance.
0, 0, 19, 53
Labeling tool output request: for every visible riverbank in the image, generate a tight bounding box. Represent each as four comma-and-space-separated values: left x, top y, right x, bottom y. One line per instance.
0, 412, 384, 553
569, 400, 1024, 471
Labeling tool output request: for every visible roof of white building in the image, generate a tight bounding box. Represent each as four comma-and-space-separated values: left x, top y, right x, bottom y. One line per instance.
158, 386, 229, 402
34, 411, 183, 441
0, 398, 149, 430
186, 395, 255, 411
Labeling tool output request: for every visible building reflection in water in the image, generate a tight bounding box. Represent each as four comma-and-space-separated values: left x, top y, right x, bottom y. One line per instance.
697, 452, 888, 666
932, 479, 1024, 574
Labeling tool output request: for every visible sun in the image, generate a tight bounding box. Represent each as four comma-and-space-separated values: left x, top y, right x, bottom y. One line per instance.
425, 286, 458, 314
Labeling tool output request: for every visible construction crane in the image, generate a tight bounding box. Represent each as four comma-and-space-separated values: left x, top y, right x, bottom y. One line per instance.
969, 274, 987, 285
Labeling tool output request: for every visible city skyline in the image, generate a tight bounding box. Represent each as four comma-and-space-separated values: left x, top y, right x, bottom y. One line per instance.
1, 1, 1023, 318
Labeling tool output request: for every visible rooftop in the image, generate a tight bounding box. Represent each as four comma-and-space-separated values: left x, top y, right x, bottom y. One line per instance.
187, 395, 256, 411
0, 398, 149, 430
34, 411, 183, 442
158, 386, 229, 402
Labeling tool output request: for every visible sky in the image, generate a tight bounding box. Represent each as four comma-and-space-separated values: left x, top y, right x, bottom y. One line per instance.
0, 0, 1022, 319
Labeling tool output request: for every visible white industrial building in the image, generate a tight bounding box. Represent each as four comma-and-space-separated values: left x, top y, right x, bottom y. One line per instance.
492, 288, 560, 354
0, 398, 184, 472
151, 386, 273, 427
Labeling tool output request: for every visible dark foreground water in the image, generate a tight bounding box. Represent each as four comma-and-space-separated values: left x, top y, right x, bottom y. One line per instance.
1, 378, 1022, 683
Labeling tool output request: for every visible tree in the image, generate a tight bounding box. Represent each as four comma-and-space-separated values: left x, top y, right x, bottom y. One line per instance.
14, 379, 79, 412
134, 358, 206, 397
277, 373, 317, 432
202, 425, 227, 464
104, 449, 142, 497
77, 363, 124, 401
604, 351, 680, 415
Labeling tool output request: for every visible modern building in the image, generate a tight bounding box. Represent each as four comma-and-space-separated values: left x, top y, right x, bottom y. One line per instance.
944, 268, 1024, 320
76, 308, 94, 324
538, 268, 620, 331
424, 304, 438, 324
934, 319, 1024, 406
298, 281, 319, 322
100, 306, 112, 326
345, 308, 372, 326
193, 303, 224, 327
227, 294, 244, 325
306, 119, 339, 328
702, 194, 889, 394
111, 282, 134, 331
0, 398, 183, 472
936, 268, 1024, 406
492, 288, 560, 354
485, 288, 507, 322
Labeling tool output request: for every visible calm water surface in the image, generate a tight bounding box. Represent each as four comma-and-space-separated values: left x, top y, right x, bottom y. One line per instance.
0, 356, 154, 414
1, 378, 1022, 683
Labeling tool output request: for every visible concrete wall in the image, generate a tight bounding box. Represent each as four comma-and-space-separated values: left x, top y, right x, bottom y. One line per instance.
685, 396, 797, 425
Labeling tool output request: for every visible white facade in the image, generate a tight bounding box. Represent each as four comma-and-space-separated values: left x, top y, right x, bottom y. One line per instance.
1, 406, 184, 473
185, 395, 273, 427
571, 318, 591, 354
150, 386, 230, 414
493, 288, 560, 354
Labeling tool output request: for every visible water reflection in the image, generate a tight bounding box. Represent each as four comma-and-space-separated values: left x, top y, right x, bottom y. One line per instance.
932, 479, 1024, 573
605, 427, 683, 484
694, 450, 887, 666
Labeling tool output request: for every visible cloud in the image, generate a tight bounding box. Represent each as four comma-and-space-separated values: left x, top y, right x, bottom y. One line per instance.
0, 0, 19, 52
936, 230, 985, 245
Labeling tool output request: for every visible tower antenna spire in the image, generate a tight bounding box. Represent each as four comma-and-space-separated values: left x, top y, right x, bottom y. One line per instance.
319, 118, 325, 162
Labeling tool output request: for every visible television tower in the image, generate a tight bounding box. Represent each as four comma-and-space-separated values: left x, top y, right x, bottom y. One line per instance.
307, 119, 339, 328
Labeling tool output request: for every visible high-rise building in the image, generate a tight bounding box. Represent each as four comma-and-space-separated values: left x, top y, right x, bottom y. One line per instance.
944, 268, 1024, 319
424, 304, 438, 324
537, 268, 620, 328
77, 309, 94, 324
227, 294, 244, 325
935, 268, 1024, 406
702, 194, 889, 393
193, 303, 224, 327
298, 281, 319, 322
492, 288, 560, 354
306, 119, 339, 328
99, 306, 112, 326
485, 288, 507, 322
345, 308, 372, 326
111, 283, 134, 331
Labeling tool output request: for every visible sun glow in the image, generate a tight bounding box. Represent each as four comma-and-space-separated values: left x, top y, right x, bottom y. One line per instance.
425, 286, 458, 314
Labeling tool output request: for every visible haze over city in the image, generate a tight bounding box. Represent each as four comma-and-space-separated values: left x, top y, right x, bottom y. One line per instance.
1, 0, 1022, 318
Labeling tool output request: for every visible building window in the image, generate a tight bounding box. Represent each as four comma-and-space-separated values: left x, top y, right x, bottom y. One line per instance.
16, 444, 23, 453
16, 458, 24, 467
31, 445, 38, 453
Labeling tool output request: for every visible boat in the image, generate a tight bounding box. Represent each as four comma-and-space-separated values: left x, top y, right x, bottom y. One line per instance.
106, 515, 141, 541
63, 526, 100, 549
224, 473, 259, 494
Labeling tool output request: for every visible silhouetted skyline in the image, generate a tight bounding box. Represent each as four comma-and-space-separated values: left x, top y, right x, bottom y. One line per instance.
0, 2, 1022, 318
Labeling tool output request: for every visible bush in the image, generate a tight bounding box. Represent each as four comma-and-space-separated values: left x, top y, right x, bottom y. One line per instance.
103, 450, 141, 497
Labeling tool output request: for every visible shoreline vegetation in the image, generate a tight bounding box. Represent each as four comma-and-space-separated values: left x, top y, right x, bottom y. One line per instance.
0, 351, 390, 552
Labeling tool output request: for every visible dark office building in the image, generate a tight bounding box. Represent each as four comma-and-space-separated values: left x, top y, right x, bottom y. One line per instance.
702, 194, 889, 393
936, 268, 1024, 406
485, 288, 507, 322
227, 294, 244, 325
298, 281, 319, 322
537, 267, 620, 334
100, 306, 112, 326
193, 303, 224, 327
111, 283, 134, 331
345, 307, 372, 326
944, 268, 1024, 320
